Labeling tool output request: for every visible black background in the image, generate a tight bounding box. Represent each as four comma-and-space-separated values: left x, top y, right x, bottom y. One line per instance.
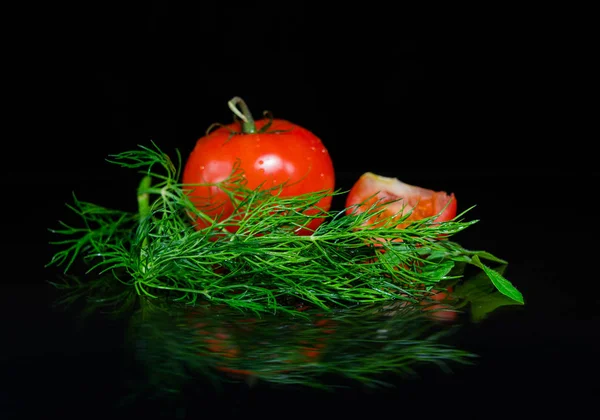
3, 2, 597, 418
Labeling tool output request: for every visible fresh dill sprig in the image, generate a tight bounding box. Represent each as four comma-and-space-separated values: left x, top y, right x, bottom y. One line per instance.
46, 142, 524, 315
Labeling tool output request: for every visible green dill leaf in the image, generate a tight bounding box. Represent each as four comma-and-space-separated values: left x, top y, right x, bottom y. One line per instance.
452, 265, 522, 321
420, 259, 456, 283
470, 255, 524, 304
464, 249, 508, 265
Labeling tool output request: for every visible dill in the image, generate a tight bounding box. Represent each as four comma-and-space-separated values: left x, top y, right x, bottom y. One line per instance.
47, 142, 524, 316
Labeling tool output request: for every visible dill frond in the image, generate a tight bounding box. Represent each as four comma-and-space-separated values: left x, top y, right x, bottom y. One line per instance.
47, 142, 524, 316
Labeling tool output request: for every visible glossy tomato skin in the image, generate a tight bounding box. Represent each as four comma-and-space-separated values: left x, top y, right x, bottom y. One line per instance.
182, 118, 335, 235
345, 172, 457, 228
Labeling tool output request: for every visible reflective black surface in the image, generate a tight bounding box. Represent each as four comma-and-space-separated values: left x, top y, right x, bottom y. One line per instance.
4, 3, 597, 418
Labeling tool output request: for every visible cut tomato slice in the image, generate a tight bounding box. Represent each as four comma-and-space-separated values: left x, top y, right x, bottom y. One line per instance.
345, 172, 457, 229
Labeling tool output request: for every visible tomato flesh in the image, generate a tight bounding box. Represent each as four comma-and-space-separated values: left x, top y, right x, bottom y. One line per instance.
182, 118, 335, 235
345, 172, 457, 228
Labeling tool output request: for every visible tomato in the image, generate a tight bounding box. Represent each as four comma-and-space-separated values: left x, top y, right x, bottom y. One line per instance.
345, 172, 457, 229
182, 97, 335, 236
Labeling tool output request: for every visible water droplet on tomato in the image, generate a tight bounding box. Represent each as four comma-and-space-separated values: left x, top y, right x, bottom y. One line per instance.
258, 160, 264, 165
320, 173, 325, 178
311, 146, 316, 151
200, 165, 205, 170
321, 148, 327, 153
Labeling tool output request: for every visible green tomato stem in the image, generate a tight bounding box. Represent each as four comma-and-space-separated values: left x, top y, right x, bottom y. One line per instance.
228, 96, 257, 134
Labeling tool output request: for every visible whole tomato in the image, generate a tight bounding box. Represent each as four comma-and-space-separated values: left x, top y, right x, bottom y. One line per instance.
345, 172, 457, 229
182, 97, 335, 235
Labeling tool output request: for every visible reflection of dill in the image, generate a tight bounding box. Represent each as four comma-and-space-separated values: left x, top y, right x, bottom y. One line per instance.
129, 297, 477, 390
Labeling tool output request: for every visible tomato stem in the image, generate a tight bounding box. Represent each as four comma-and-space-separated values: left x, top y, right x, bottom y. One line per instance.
228, 96, 256, 134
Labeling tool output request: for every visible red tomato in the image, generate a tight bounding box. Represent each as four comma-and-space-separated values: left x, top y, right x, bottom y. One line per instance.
182, 98, 335, 236
345, 172, 457, 229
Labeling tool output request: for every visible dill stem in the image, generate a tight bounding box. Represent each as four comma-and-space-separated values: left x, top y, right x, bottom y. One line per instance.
137, 175, 152, 221
137, 175, 152, 273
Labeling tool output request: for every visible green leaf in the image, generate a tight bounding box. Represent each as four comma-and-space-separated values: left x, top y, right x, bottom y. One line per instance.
467, 250, 508, 265
420, 260, 455, 283
450, 249, 508, 265
453, 264, 523, 321
452, 264, 506, 296
470, 255, 524, 304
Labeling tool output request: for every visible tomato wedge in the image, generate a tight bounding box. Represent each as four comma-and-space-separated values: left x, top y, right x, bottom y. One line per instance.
345, 172, 457, 228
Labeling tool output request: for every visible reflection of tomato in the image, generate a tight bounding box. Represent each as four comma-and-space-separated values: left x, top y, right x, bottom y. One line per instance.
187, 305, 335, 378
345, 172, 457, 229
182, 98, 335, 236
420, 287, 458, 322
